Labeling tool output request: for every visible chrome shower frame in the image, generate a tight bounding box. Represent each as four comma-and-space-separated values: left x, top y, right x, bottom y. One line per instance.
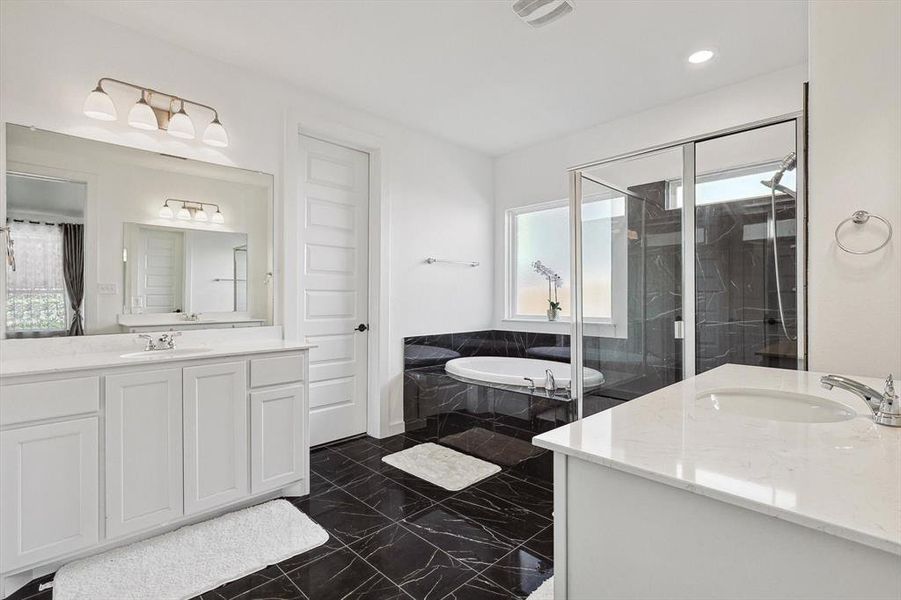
567, 111, 807, 420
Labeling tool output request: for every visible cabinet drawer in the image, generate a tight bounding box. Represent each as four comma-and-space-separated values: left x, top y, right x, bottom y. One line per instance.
1, 376, 100, 426
250, 354, 304, 388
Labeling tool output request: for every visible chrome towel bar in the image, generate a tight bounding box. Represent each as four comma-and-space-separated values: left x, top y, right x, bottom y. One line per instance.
425, 257, 480, 267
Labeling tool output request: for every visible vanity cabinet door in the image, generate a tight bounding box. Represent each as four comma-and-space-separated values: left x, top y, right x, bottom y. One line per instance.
183, 362, 249, 515
250, 384, 305, 493
105, 368, 183, 539
0, 417, 99, 572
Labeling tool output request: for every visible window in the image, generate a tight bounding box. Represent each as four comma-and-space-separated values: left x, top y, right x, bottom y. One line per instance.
667, 162, 797, 209
508, 195, 625, 322
5, 222, 68, 334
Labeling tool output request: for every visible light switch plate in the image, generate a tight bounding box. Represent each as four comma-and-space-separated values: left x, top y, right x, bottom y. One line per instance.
97, 283, 117, 295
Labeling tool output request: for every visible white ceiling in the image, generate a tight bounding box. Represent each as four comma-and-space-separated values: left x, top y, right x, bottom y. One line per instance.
65, 0, 808, 156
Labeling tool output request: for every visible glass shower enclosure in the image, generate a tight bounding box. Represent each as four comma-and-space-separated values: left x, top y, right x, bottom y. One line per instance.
568, 115, 805, 418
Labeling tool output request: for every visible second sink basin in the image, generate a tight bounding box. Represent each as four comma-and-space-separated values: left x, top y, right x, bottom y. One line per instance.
120, 347, 213, 359
699, 388, 857, 423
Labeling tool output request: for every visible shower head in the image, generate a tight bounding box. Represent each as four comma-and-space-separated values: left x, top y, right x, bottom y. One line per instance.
761, 151, 798, 189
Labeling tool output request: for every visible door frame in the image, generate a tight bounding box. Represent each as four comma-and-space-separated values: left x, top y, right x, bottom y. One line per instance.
567, 111, 807, 419
281, 113, 393, 439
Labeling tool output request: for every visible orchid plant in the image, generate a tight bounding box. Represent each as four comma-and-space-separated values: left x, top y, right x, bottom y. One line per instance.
532, 260, 562, 317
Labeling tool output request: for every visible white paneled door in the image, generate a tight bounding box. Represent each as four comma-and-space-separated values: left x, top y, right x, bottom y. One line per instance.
299, 135, 369, 446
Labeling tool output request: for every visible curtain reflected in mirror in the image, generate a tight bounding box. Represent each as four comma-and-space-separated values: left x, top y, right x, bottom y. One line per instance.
5, 174, 85, 338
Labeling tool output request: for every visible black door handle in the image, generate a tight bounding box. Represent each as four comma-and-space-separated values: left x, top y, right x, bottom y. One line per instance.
354, 323, 369, 332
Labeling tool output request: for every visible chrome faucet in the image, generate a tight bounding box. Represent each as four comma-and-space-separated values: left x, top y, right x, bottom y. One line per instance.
137, 331, 182, 351
821, 373, 901, 427
545, 369, 557, 395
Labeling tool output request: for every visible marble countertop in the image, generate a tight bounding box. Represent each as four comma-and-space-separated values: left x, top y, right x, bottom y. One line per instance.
533, 364, 901, 555
0, 339, 314, 378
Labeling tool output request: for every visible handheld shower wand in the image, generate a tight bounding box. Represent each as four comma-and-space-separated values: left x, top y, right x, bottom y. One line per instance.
761, 151, 798, 341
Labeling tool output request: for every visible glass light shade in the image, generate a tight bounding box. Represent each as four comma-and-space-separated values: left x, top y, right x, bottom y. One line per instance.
176, 206, 192, 220
193, 208, 209, 222
159, 204, 174, 219
211, 210, 225, 224
128, 98, 159, 130
167, 108, 195, 139
202, 119, 229, 147
83, 88, 117, 121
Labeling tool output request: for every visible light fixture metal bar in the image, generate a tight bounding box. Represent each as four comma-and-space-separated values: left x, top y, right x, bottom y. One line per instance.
97, 77, 219, 119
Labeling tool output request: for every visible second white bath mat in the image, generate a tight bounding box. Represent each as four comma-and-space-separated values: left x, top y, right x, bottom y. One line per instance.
382, 442, 501, 491
52, 499, 328, 600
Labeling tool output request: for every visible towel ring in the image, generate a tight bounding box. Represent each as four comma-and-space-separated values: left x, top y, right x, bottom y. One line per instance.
834, 210, 893, 255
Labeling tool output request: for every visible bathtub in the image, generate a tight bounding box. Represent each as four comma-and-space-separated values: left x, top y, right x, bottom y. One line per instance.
445, 356, 604, 389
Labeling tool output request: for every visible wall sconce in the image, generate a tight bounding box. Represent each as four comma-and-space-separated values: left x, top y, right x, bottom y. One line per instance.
83, 78, 229, 147
159, 199, 225, 224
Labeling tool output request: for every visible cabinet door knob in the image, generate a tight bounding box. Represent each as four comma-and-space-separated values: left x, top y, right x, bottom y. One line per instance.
354, 323, 369, 332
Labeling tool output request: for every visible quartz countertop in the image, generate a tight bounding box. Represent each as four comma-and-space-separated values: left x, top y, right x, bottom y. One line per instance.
0, 339, 314, 378
533, 364, 901, 555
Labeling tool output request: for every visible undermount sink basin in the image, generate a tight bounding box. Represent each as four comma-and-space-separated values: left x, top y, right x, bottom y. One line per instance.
699, 388, 857, 423
120, 347, 213, 359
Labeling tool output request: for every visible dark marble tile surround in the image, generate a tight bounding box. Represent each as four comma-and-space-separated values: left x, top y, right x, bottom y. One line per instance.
8, 434, 553, 600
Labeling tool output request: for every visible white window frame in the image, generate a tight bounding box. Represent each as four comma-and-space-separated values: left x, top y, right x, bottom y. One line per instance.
504, 197, 628, 338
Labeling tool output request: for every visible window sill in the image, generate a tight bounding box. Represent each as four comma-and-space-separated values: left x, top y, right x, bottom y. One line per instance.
499, 319, 626, 339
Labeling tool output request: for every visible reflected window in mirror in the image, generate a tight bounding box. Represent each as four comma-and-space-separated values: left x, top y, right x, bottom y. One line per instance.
5, 173, 86, 338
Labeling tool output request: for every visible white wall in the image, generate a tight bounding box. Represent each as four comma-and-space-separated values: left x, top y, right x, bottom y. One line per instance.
0, 1, 494, 435
493, 65, 808, 333
808, 1, 901, 377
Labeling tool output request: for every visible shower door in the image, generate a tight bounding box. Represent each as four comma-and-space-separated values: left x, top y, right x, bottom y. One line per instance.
569, 115, 805, 417
692, 121, 803, 374
570, 146, 685, 418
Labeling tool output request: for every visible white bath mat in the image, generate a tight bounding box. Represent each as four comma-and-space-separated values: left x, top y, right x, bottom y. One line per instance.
527, 576, 554, 600
53, 499, 328, 600
381, 442, 501, 491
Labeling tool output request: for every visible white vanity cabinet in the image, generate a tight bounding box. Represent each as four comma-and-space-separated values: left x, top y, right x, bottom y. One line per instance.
105, 368, 183, 539
183, 361, 248, 515
0, 345, 311, 598
0, 377, 101, 573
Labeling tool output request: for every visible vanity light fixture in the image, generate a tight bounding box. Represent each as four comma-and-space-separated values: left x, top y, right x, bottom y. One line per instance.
127, 92, 159, 130
83, 77, 228, 147
82, 85, 118, 121
159, 199, 225, 224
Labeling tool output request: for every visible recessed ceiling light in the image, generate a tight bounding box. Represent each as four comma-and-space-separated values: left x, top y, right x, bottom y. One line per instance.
688, 50, 715, 64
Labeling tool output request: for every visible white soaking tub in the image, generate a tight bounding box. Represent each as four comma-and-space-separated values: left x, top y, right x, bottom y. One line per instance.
445, 356, 604, 390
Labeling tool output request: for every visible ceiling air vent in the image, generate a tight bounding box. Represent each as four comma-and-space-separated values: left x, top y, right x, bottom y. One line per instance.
512, 0, 575, 28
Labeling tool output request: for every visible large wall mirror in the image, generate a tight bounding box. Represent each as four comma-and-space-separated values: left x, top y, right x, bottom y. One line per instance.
3, 124, 274, 337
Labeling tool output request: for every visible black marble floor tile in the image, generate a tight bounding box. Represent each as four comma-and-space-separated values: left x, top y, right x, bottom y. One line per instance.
402, 506, 517, 572
344, 574, 412, 600
480, 547, 553, 598
440, 488, 550, 545
308, 471, 336, 496
294, 487, 393, 544
310, 449, 378, 488
198, 565, 285, 600
340, 470, 435, 521
507, 451, 553, 487
284, 547, 381, 600
472, 473, 554, 519
276, 532, 345, 573
5, 574, 53, 600
369, 461, 459, 503
349, 524, 473, 600
522, 525, 553, 561
234, 575, 306, 599
444, 575, 517, 600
